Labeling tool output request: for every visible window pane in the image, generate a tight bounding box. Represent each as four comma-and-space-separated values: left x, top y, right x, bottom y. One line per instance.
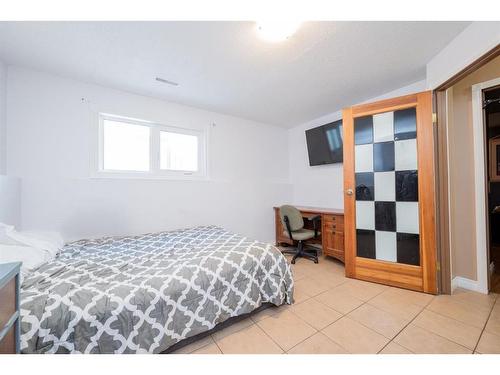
103, 119, 150, 171
160, 131, 198, 171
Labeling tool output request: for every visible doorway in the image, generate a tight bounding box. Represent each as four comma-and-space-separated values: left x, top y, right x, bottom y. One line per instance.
435, 48, 500, 295
484, 85, 500, 293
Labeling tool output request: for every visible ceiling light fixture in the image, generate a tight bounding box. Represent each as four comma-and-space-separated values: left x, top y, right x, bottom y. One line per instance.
155, 77, 179, 86
255, 20, 302, 42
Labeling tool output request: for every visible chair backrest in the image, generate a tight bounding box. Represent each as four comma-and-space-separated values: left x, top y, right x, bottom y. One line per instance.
279, 205, 304, 232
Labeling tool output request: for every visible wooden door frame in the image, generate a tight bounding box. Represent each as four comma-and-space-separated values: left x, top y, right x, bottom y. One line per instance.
434, 90, 452, 294
343, 91, 437, 294
434, 44, 500, 294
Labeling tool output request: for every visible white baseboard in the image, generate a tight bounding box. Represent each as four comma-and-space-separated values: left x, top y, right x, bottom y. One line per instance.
451, 276, 488, 294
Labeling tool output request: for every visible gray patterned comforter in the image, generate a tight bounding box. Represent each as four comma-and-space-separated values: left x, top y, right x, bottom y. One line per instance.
20, 226, 294, 353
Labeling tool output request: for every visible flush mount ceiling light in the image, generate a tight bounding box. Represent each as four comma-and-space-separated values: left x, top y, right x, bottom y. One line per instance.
255, 20, 302, 42
155, 77, 179, 86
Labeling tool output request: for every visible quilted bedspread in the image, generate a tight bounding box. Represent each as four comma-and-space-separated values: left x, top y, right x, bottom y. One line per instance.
19, 226, 294, 353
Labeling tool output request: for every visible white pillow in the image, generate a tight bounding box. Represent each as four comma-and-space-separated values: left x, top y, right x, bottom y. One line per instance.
5, 230, 64, 258
0, 222, 64, 263
0, 244, 49, 279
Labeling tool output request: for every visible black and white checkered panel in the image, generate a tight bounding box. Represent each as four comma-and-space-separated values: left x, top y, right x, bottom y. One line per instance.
354, 108, 420, 266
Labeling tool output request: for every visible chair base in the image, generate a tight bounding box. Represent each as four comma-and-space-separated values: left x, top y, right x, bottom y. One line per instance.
280, 241, 319, 264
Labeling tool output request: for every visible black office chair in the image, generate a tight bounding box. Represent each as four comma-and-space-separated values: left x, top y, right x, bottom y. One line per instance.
279, 205, 321, 264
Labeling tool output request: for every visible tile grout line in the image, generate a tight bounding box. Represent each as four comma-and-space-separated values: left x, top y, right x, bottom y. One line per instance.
253, 319, 286, 352
237, 256, 346, 354
339, 284, 392, 319
424, 290, 498, 332
472, 297, 497, 354
441, 295, 497, 315
339, 297, 402, 342
376, 295, 435, 354
287, 275, 398, 353
284, 307, 344, 353
408, 321, 476, 353
254, 315, 314, 354
290, 320, 349, 353
381, 292, 498, 353
307, 286, 362, 314
317, 301, 371, 354
211, 335, 224, 354
209, 318, 257, 354
212, 317, 286, 354
280, 273, 353, 353
297, 287, 391, 353
282, 306, 322, 352
425, 304, 490, 330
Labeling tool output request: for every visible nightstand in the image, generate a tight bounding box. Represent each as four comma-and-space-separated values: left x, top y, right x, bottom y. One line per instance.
0, 262, 21, 354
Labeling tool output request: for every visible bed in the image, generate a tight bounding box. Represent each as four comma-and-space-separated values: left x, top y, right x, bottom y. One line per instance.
19, 226, 294, 354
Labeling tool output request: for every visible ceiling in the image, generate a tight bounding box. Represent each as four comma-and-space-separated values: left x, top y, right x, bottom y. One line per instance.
0, 21, 470, 127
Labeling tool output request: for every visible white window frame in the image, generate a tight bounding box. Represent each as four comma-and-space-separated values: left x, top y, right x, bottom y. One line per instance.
93, 113, 208, 180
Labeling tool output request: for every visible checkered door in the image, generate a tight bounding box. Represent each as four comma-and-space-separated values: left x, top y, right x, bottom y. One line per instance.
343, 92, 437, 294
354, 108, 420, 265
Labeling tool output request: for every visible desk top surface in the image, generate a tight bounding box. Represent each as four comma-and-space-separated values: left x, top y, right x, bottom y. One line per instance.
274, 205, 344, 215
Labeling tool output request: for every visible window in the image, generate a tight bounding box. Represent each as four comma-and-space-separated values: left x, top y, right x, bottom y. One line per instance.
160, 131, 198, 172
96, 114, 207, 179
103, 119, 150, 171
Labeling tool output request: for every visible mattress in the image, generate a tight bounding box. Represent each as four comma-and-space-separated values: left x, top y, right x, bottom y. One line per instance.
19, 226, 294, 353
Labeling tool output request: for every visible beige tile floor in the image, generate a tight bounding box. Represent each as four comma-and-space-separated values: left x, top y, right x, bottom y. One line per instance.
173, 255, 500, 354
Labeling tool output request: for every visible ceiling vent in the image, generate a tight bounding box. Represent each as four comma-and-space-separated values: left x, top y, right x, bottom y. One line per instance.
155, 77, 179, 86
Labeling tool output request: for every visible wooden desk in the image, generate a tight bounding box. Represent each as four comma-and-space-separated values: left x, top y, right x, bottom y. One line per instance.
273, 206, 345, 263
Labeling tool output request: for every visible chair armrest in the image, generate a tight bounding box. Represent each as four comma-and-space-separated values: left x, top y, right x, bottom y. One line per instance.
309, 215, 321, 222
308, 215, 321, 238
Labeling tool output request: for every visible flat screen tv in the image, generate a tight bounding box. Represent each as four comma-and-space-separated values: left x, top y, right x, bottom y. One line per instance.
305, 120, 343, 166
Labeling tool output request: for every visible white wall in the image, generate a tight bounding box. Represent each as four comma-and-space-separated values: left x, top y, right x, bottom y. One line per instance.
0, 59, 6, 174
288, 80, 426, 208
426, 22, 500, 89
6, 66, 291, 242
0, 175, 20, 227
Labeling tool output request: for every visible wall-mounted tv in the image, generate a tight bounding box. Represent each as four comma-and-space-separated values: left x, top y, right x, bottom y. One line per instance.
305, 120, 343, 166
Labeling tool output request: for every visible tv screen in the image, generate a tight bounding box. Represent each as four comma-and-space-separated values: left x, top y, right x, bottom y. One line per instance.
305, 120, 343, 166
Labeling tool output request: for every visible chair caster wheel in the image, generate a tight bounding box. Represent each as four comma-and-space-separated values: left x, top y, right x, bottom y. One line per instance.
314, 259, 319, 264
291, 259, 296, 264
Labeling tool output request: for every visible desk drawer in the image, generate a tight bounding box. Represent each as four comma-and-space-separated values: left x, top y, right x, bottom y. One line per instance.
0, 279, 15, 330
323, 214, 344, 231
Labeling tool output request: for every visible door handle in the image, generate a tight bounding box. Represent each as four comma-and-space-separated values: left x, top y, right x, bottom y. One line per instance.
346, 188, 353, 196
